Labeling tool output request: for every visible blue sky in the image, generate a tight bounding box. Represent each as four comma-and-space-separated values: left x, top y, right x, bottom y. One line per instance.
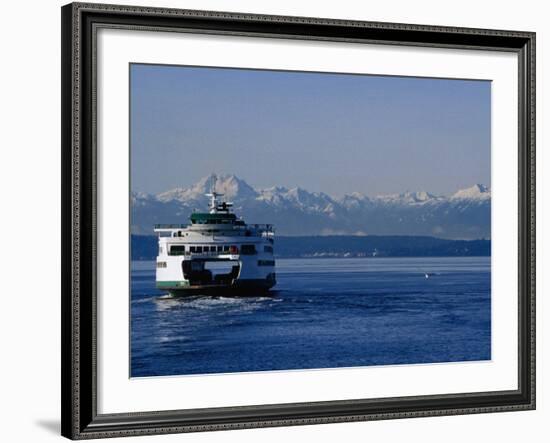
130, 64, 490, 197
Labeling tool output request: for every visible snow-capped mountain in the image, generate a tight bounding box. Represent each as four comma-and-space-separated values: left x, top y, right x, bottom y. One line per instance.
450, 184, 491, 201
374, 190, 443, 205
131, 174, 491, 239
157, 174, 259, 202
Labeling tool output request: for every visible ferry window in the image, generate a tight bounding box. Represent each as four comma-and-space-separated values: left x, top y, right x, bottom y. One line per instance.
170, 245, 186, 255
217, 246, 223, 252
190, 246, 196, 253
240, 244, 257, 255
196, 246, 203, 253
258, 260, 275, 266
264, 245, 273, 253
223, 245, 230, 252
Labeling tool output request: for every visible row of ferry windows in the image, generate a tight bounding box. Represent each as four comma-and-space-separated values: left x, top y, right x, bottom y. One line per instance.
157, 260, 274, 268
167, 245, 273, 255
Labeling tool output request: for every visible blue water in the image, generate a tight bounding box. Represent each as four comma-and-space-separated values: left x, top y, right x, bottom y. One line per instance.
131, 257, 491, 377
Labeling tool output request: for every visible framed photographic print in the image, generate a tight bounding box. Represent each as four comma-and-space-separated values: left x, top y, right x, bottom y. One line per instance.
61, 2, 536, 439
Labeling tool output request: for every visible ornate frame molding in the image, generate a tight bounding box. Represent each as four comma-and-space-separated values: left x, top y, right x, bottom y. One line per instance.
61, 2, 535, 439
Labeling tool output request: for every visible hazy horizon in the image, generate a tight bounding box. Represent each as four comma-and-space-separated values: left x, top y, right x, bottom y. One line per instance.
131, 64, 491, 197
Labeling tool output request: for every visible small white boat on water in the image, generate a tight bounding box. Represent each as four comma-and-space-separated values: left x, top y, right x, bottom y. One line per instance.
154, 191, 276, 296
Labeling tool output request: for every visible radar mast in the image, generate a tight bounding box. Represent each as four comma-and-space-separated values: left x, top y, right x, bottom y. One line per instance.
206, 191, 233, 214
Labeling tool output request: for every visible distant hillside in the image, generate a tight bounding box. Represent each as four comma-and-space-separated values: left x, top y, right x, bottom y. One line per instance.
132, 173, 491, 239
132, 235, 490, 261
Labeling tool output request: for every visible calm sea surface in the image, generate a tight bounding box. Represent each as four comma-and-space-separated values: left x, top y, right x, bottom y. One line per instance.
131, 257, 490, 377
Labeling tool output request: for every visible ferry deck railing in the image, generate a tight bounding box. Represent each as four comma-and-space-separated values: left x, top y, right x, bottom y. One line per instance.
154, 223, 274, 236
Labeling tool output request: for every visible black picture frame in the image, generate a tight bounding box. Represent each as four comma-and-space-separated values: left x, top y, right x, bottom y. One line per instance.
61, 2, 536, 439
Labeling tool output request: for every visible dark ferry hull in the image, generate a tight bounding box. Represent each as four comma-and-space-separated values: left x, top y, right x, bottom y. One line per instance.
159, 278, 276, 297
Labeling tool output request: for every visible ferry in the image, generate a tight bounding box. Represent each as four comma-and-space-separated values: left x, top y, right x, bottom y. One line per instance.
154, 192, 276, 296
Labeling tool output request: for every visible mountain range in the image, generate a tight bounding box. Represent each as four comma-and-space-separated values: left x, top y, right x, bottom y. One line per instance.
131, 174, 491, 239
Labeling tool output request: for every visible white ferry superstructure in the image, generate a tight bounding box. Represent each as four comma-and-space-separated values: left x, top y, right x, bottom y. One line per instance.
154, 192, 276, 296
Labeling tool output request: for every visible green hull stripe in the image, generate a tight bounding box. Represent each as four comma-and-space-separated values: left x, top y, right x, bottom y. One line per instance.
157, 281, 189, 288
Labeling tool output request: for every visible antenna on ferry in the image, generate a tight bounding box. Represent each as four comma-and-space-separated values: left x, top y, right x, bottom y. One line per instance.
205, 175, 220, 213
205, 176, 234, 213
206, 191, 223, 213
